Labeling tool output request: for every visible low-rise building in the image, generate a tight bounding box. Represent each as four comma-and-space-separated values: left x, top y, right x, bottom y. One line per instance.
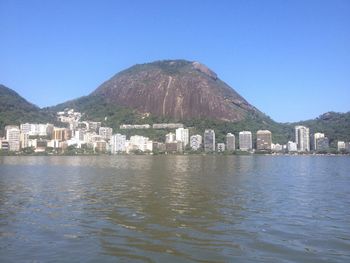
338, 141, 346, 151
287, 141, 298, 152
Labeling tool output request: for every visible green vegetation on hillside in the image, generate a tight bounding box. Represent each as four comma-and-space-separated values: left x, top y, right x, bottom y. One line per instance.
292, 112, 350, 147
0, 84, 55, 135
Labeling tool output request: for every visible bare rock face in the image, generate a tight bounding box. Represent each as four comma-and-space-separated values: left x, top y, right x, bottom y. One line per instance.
92, 60, 262, 122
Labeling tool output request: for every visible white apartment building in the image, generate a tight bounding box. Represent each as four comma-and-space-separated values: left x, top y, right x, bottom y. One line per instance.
110, 134, 127, 153
5, 126, 20, 151
239, 131, 252, 151
175, 128, 189, 147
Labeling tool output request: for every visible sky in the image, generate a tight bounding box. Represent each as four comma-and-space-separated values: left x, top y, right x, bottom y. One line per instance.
0, 0, 349, 122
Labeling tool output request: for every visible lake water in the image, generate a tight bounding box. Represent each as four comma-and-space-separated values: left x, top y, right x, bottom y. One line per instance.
0, 155, 349, 262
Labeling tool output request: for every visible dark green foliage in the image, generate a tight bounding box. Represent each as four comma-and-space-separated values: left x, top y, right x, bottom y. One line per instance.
0, 84, 55, 134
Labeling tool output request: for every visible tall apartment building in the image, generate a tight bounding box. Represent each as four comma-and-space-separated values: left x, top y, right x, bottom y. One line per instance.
239, 131, 252, 151
313, 133, 325, 151
5, 125, 20, 151
99, 127, 113, 140
256, 130, 272, 151
190, 134, 202, 151
295, 126, 310, 152
204, 129, 215, 152
175, 128, 189, 147
226, 133, 235, 151
110, 134, 126, 153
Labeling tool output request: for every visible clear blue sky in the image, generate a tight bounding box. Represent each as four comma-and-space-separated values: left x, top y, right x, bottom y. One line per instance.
0, 0, 349, 122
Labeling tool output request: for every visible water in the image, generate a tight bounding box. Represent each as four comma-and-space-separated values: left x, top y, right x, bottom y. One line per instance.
0, 155, 349, 262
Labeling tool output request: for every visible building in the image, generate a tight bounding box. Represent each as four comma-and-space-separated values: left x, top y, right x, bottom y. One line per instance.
5, 125, 20, 151
239, 131, 252, 151
165, 141, 183, 153
313, 133, 325, 151
165, 132, 176, 143
152, 123, 183, 129
345, 142, 350, 152
256, 130, 272, 151
226, 133, 235, 151
20, 133, 29, 149
315, 137, 329, 152
190, 134, 202, 151
99, 127, 113, 140
175, 128, 189, 147
20, 123, 52, 136
287, 141, 298, 152
295, 126, 310, 152
217, 143, 225, 152
204, 129, 215, 152
110, 134, 127, 153
94, 141, 107, 153
338, 141, 346, 151
52, 128, 71, 141
88, 121, 101, 132
128, 135, 152, 153
271, 143, 283, 152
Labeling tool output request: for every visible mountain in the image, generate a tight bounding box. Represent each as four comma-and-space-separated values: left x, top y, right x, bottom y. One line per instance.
0, 84, 54, 133
91, 60, 263, 122
50, 60, 290, 142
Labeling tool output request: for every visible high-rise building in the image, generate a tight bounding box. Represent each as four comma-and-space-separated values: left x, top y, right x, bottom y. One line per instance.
204, 129, 215, 152
165, 132, 176, 143
256, 130, 272, 151
217, 143, 225, 152
5, 125, 20, 151
295, 126, 310, 152
20, 133, 29, 149
239, 131, 252, 151
175, 128, 189, 147
190, 134, 202, 151
99, 127, 113, 140
110, 134, 126, 153
226, 133, 235, 151
313, 133, 325, 151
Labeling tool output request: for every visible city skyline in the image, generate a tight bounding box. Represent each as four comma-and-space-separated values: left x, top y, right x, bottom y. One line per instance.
1, 107, 348, 154
1, 1, 349, 122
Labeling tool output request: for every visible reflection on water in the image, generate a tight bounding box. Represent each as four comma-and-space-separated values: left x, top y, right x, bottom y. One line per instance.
0, 155, 350, 262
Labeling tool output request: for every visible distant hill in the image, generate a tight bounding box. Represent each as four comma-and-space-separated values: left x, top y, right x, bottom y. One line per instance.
0, 84, 54, 134
292, 112, 350, 147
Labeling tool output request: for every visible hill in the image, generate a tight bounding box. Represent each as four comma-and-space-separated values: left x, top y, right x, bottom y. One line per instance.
91, 60, 264, 122
0, 84, 54, 134
291, 112, 350, 147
